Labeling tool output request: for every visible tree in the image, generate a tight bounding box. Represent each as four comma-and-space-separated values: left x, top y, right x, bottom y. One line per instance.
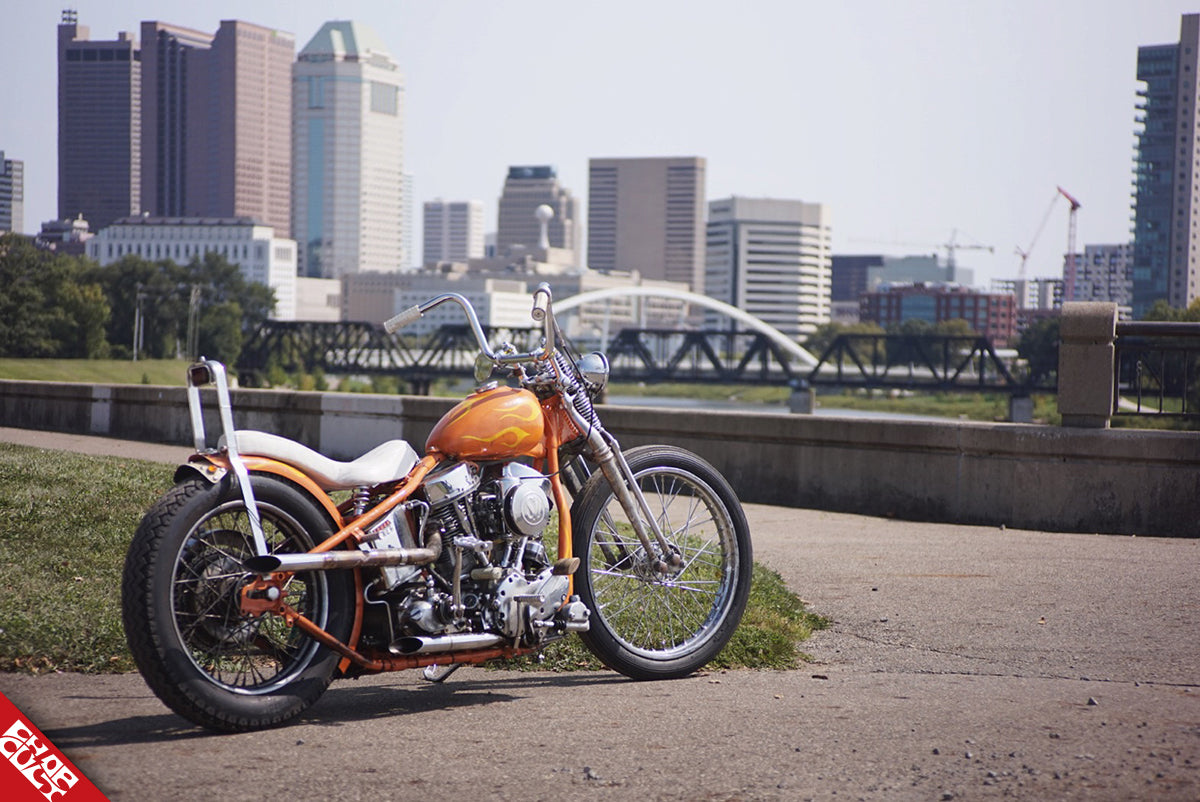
1145, 297, 1200, 322
1016, 316, 1059, 385
802, 321, 886, 366
0, 234, 110, 358
85, 251, 276, 363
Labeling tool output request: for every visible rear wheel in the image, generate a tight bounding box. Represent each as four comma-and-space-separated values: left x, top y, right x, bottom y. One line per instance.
571, 445, 752, 679
121, 474, 354, 732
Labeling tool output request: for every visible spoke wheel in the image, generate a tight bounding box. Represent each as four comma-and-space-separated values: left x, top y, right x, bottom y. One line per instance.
172, 506, 326, 694
571, 445, 752, 679
123, 475, 354, 732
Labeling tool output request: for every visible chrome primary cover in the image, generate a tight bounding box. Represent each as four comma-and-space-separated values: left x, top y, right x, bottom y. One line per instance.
499, 463, 552, 537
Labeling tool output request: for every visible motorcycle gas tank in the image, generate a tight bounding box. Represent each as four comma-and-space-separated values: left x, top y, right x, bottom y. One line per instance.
426, 385, 546, 460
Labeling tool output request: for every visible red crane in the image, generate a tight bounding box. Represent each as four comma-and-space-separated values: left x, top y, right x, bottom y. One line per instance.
1058, 186, 1082, 302
1016, 186, 1081, 283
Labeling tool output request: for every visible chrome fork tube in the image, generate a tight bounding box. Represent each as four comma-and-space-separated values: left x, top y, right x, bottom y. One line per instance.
579, 414, 675, 564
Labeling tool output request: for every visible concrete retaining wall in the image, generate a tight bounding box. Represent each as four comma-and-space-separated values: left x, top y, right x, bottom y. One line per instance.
1, 379, 1197, 537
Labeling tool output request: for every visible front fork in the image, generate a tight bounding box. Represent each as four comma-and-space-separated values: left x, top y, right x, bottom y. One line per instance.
579, 426, 683, 574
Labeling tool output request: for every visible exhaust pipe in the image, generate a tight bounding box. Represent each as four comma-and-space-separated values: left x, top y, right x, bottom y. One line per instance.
244, 547, 439, 574
390, 632, 506, 656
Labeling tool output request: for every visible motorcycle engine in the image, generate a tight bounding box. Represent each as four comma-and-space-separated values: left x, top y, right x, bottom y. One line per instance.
389, 460, 562, 642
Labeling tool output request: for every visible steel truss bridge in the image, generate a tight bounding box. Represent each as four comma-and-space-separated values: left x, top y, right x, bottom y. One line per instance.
236, 321, 1051, 396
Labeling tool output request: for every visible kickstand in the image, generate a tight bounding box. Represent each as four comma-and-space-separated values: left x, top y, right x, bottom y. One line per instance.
421, 663, 462, 683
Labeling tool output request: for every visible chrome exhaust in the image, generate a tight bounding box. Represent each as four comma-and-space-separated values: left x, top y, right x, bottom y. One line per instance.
389, 632, 506, 656
243, 547, 439, 574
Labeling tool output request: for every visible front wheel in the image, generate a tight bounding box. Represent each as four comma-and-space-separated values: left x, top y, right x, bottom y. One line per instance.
121, 474, 355, 732
571, 445, 752, 679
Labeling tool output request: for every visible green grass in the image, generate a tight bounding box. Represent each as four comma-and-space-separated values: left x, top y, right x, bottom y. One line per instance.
0, 358, 189, 386
0, 443, 174, 673
501, 563, 828, 672
0, 443, 826, 674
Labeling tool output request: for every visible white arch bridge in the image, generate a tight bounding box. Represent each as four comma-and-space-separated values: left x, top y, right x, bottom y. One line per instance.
238, 286, 817, 390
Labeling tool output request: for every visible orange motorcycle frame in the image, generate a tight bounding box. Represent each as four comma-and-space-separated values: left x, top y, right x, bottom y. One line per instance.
194, 390, 582, 674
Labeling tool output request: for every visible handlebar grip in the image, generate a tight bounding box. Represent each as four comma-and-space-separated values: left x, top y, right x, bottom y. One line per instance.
383, 305, 422, 334
531, 285, 551, 322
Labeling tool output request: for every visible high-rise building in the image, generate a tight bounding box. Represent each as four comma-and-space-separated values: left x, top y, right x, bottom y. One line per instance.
140, 20, 293, 235
705, 197, 831, 337
1132, 13, 1200, 317
0, 151, 23, 234
495, 166, 579, 260
587, 156, 706, 291
401, 173, 415, 269
1064, 243, 1135, 316
293, 21, 404, 278
56, 12, 140, 231
423, 200, 485, 263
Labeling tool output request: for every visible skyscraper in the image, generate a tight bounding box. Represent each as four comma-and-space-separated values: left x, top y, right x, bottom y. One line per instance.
1132, 13, 1200, 317
587, 156, 706, 291
705, 197, 831, 337
140, 20, 293, 235
57, 11, 140, 231
495, 166, 579, 260
1065, 243, 1134, 314
423, 200, 485, 263
293, 21, 404, 278
0, 151, 24, 234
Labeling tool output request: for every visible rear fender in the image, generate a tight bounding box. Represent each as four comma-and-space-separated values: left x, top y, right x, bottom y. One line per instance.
181, 453, 344, 527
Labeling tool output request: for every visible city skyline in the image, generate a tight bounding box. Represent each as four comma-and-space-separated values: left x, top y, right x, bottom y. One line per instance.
4, 0, 1199, 287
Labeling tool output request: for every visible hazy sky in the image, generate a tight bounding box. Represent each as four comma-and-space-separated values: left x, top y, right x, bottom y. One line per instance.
3, 1, 1197, 286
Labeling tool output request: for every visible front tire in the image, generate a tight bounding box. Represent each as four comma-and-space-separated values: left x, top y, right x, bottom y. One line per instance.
571, 445, 752, 680
121, 474, 354, 732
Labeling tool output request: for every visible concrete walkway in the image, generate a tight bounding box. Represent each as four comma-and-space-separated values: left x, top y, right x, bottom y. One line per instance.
1, 428, 1198, 800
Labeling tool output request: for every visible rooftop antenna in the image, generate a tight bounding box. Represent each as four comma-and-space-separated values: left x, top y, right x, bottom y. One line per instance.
62, 9, 78, 24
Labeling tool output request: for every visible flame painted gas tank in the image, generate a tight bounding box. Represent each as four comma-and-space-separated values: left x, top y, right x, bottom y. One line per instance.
426, 385, 546, 460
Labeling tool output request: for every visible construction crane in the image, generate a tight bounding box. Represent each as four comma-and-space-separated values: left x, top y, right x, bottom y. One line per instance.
1016, 186, 1081, 281
941, 229, 994, 273
848, 231, 994, 276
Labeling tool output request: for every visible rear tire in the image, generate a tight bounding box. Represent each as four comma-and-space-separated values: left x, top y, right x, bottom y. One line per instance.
571, 445, 752, 680
121, 474, 354, 732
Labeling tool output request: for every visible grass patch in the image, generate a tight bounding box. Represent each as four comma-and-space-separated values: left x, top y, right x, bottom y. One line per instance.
0, 358, 189, 386
0, 444, 826, 675
0, 443, 173, 673
500, 562, 828, 672
816, 390, 1062, 424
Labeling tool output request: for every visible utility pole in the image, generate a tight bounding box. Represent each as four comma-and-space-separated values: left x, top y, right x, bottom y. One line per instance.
133, 283, 145, 362
186, 285, 201, 360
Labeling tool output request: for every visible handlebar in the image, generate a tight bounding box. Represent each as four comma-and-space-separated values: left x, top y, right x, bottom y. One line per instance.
381, 282, 556, 365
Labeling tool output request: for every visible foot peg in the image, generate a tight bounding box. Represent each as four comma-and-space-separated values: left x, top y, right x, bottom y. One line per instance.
552, 557, 580, 576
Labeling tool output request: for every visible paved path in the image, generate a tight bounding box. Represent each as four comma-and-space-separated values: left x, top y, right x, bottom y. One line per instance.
1, 428, 1198, 800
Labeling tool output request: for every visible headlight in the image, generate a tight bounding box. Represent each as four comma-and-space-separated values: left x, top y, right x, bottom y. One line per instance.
577, 351, 610, 395
473, 353, 495, 384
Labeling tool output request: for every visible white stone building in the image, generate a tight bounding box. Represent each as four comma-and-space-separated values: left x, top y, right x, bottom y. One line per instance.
86, 216, 298, 320
705, 197, 832, 337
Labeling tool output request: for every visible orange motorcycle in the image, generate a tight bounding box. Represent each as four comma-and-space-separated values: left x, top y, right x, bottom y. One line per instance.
121, 283, 752, 732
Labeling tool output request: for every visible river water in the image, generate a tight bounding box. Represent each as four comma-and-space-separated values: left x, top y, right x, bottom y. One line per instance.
603, 394, 955, 422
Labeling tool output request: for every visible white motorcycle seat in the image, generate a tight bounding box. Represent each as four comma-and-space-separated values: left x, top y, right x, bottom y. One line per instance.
219, 430, 420, 491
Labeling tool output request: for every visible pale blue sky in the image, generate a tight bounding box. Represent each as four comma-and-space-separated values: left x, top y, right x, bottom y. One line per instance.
3, 1, 1197, 286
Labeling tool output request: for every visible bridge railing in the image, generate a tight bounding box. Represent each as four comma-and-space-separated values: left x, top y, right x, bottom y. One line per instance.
804, 333, 1044, 394
1059, 302, 1200, 427
1113, 321, 1200, 419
